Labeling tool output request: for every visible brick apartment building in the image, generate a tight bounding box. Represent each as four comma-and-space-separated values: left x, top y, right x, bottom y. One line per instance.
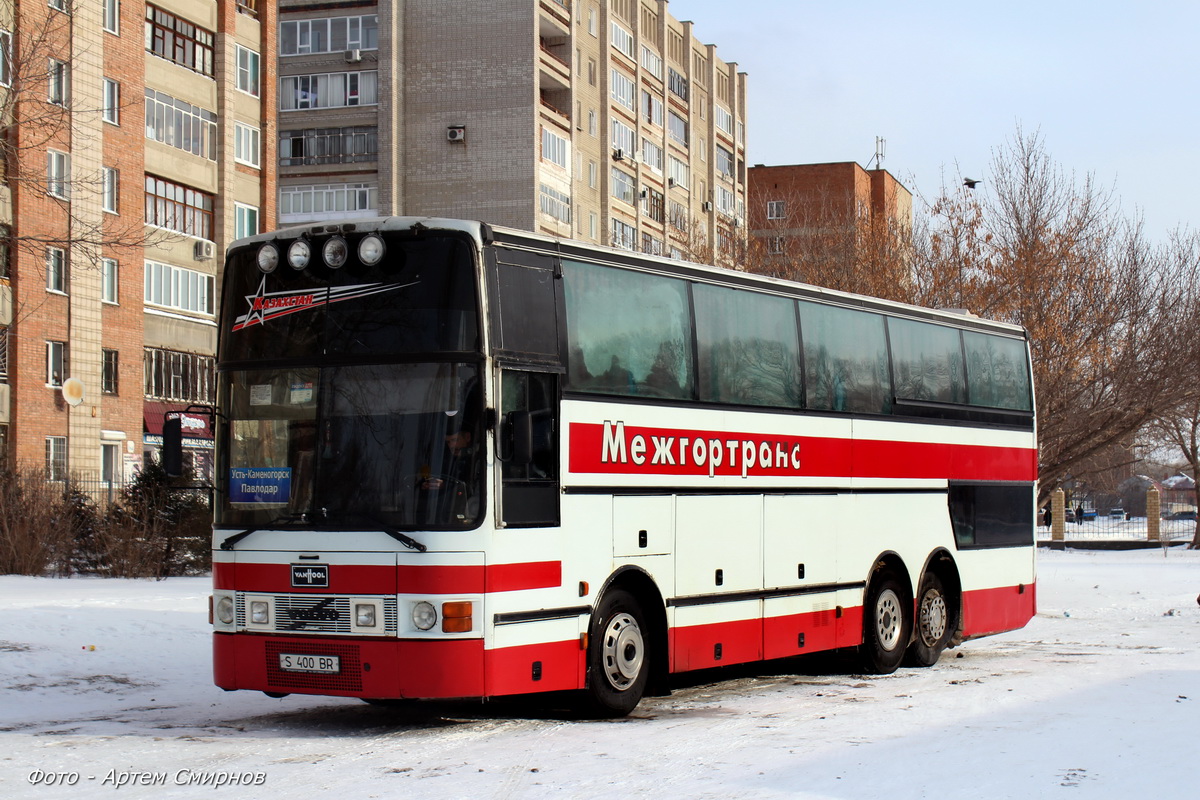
748, 162, 911, 266
276, 0, 748, 263
0, 0, 275, 482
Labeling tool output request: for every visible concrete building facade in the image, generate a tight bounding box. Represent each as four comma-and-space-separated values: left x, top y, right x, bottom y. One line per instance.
277, 0, 748, 264
0, 0, 276, 482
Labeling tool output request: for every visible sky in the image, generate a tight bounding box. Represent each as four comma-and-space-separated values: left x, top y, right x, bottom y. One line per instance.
669, 0, 1200, 237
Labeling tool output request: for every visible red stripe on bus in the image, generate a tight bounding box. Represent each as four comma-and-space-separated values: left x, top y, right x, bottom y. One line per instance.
961, 582, 1037, 638
214, 561, 562, 594
568, 422, 1036, 481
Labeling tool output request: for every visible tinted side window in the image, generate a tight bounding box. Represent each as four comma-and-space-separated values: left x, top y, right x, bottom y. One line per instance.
563, 259, 693, 400
693, 285, 800, 408
949, 484, 1035, 548
801, 301, 890, 414
889, 318, 966, 404
963, 332, 1032, 411
491, 252, 560, 361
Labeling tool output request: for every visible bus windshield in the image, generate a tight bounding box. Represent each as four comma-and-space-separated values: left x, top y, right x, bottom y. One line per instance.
215, 230, 483, 530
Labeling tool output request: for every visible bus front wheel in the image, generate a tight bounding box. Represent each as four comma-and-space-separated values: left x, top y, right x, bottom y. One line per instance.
582, 589, 649, 717
859, 571, 912, 674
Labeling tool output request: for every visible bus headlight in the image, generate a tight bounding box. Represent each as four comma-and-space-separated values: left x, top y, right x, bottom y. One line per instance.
257, 244, 279, 273
250, 600, 270, 625
355, 603, 377, 628
412, 601, 437, 631
216, 596, 235, 625
323, 236, 349, 269
287, 240, 311, 270
358, 234, 385, 266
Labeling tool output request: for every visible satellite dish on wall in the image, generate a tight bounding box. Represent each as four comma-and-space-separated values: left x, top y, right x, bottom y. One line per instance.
62, 378, 85, 407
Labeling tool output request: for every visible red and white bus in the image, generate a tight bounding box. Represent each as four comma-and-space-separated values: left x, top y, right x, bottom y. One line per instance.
207, 217, 1037, 716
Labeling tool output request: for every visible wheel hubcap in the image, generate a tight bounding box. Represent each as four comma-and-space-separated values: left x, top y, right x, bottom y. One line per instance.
601, 612, 644, 691
875, 588, 902, 651
919, 591, 948, 646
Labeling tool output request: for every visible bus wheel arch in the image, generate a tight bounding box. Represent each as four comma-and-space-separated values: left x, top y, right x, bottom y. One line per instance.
906, 551, 962, 667
581, 568, 668, 716
858, 553, 913, 675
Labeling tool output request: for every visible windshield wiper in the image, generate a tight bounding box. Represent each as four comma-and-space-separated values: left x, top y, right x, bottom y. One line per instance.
219, 514, 310, 551
338, 513, 428, 552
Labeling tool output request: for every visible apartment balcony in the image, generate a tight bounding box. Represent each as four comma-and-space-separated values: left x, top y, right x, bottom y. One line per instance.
539, 0, 571, 29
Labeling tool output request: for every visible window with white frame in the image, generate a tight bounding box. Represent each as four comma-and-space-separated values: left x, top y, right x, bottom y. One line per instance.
641, 232, 663, 256
539, 184, 571, 223
641, 46, 663, 80
144, 88, 217, 160
235, 203, 259, 239
46, 341, 67, 387
0, 30, 10, 87
715, 185, 736, 217
589, 212, 598, 241
280, 71, 378, 111
49, 0, 70, 13
144, 260, 215, 316
610, 68, 634, 110
45, 436, 67, 481
46, 248, 66, 293
767, 200, 786, 219
611, 167, 636, 205
641, 187, 664, 223
716, 144, 734, 179
768, 236, 785, 255
667, 111, 688, 147
102, 168, 119, 213
102, 0, 119, 34
715, 104, 734, 136
610, 218, 636, 251
611, 118, 635, 157
47, 150, 70, 199
279, 15, 379, 56
669, 200, 688, 232
642, 139, 663, 174
103, 78, 120, 124
588, 160, 597, 189
234, 122, 261, 167
235, 45, 260, 97
49, 59, 69, 106
642, 90, 663, 127
610, 22, 634, 58
541, 127, 569, 169
101, 258, 118, 303
588, 109, 597, 137
668, 155, 689, 189
279, 183, 377, 218
0, 325, 8, 381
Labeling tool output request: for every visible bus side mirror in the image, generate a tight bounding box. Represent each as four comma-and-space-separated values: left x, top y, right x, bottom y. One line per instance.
162, 417, 184, 477
512, 411, 533, 465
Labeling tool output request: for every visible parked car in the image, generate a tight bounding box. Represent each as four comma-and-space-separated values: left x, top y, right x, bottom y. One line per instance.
1164, 510, 1196, 521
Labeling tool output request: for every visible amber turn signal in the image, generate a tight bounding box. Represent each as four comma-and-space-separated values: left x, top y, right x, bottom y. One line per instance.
441, 601, 473, 633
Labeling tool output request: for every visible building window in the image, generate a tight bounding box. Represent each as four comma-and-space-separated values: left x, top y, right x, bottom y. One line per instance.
641, 232, 663, 256
144, 89, 217, 160
144, 175, 214, 239
102, 168, 119, 213
48, 59, 69, 106
587, 109, 597, 137
610, 218, 636, 251
641, 187, 665, 223
102, 349, 119, 394
539, 184, 571, 223
46, 340, 67, 386
47, 150, 70, 199
641, 139, 663, 174
589, 212, 597, 241
50, 0, 70, 12
101, 258, 118, 304
103, 78, 120, 124
610, 69, 634, 110
0, 31, 13, 87
768, 236, 785, 255
715, 185, 736, 217
144, 260, 215, 316
235, 45, 260, 97
667, 111, 688, 147
668, 67, 689, 101
234, 122, 260, 168
611, 167, 636, 205
102, 0, 119, 34
279, 183, 377, 220
767, 200, 786, 219
642, 90, 663, 127
279, 126, 378, 166
716, 144, 734, 179
145, 5, 215, 77
541, 127, 569, 169
46, 247, 66, 293
611, 118, 635, 157
610, 22, 634, 58
0, 325, 8, 381
668, 156, 689, 190
641, 46, 663, 80
279, 15, 379, 55
588, 160, 597, 189
234, 203, 259, 239
715, 105, 734, 136
101, 443, 121, 484
143, 347, 214, 403
669, 200, 689, 232
45, 437, 67, 481
280, 71, 378, 111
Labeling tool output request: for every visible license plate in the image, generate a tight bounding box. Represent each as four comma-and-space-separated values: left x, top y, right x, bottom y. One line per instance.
279, 653, 340, 674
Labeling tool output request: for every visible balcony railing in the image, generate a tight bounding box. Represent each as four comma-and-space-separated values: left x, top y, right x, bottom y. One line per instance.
236, 0, 258, 19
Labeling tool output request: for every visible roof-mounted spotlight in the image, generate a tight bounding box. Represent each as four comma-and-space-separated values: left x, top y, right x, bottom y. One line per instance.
256, 243, 280, 273
287, 240, 311, 270
358, 234, 385, 266
323, 236, 349, 269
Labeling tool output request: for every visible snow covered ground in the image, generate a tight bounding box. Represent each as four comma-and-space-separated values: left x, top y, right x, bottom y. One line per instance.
2, 547, 1197, 800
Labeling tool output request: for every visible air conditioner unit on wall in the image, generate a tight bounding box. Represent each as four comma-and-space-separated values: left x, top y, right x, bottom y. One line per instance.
447, 126, 466, 142
702, 201, 713, 212
194, 240, 215, 261
345, 49, 362, 63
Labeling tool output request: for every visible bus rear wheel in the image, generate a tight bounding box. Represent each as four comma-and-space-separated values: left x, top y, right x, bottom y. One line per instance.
905, 572, 953, 667
858, 571, 912, 675
582, 589, 649, 717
